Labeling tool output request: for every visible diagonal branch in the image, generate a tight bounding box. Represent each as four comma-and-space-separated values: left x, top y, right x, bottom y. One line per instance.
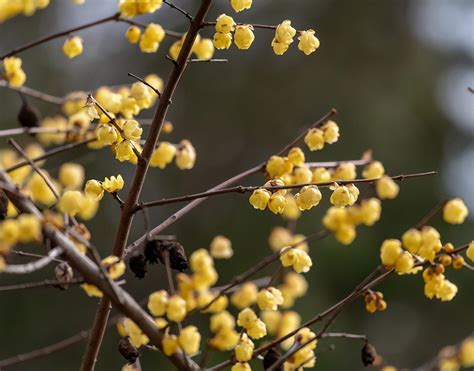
81, 1, 215, 369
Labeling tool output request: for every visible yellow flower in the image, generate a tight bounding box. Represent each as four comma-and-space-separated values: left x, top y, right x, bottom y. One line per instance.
260, 310, 282, 336
275, 20, 296, 44
443, 198, 469, 224
102, 175, 124, 193
268, 193, 286, 214
460, 338, 474, 367
3, 57, 27, 87
359, 198, 382, 226
178, 326, 201, 355
257, 287, 284, 311
249, 189, 271, 210
332, 163, 357, 181
84, 180, 104, 201
168, 39, 183, 60
215, 14, 235, 33
234, 25, 255, 50
230, 282, 258, 309
162, 334, 179, 356
148, 290, 169, 316
17, 214, 42, 243
304, 128, 325, 151
78, 195, 99, 220
213, 32, 233, 49
401, 228, 422, 254
296, 328, 318, 350
235, 333, 254, 362
395, 251, 415, 274
335, 223, 356, 245
81, 283, 102, 298
295, 185, 322, 210
330, 184, 357, 207
58, 190, 84, 216
27, 173, 57, 205
437, 279, 458, 301
266, 156, 293, 178
210, 311, 235, 332
122, 120, 142, 141
144, 23, 165, 42
166, 295, 187, 322
293, 166, 312, 184
231, 0, 252, 12
210, 235, 233, 259
237, 308, 257, 329
125, 25, 141, 44
287, 147, 305, 167
297, 29, 320, 55
63, 36, 83, 58
271, 37, 289, 55
321, 120, 339, 144
175, 140, 196, 170
247, 319, 267, 339
210, 328, 240, 351
467, 241, 474, 262
376, 176, 399, 200
231, 363, 251, 371
114, 141, 135, 162
280, 248, 312, 273
380, 239, 402, 267
0, 219, 20, 245
362, 161, 385, 179
193, 38, 215, 60
312, 167, 331, 183
97, 123, 119, 145
59, 163, 85, 189
282, 194, 301, 220
102, 255, 126, 279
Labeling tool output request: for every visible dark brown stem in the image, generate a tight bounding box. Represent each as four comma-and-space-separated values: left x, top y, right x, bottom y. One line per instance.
415, 199, 448, 229
0, 278, 83, 292
81, 2, 214, 368
128, 72, 161, 96
5, 138, 94, 173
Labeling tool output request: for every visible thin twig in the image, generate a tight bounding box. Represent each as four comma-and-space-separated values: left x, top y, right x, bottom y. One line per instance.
9, 139, 60, 199
128, 73, 161, 96
414, 199, 448, 229
3, 247, 63, 274
0, 80, 65, 104
5, 138, 94, 173
0, 278, 83, 292
163, 0, 194, 21
135, 171, 437, 211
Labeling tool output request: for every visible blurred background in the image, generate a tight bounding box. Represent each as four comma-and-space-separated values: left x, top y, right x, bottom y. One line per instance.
0, 0, 473, 370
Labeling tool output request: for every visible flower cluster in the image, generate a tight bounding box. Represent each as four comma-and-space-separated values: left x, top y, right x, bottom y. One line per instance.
213, 14, 255, 51
272, 20, 320, 56
0, 0, 49, 23
168, 33, 215, 60
119, 0, 163, 18
2, 57, 27, 87
364, 291, 387, 313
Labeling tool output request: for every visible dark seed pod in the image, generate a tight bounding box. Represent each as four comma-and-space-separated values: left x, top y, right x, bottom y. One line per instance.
129, 253, 147, 279
161, 240, 188, 272
361, 341, 377, 366
144, 238, 160, 264
54, 262, 74, 290
263, 348, 282, 370
118, 336, 140, 364
0, 190, 9, 221
18, 93, 40, 130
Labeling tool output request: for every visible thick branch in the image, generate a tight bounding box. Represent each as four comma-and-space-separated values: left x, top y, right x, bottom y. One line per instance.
81, 1, 214, 369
